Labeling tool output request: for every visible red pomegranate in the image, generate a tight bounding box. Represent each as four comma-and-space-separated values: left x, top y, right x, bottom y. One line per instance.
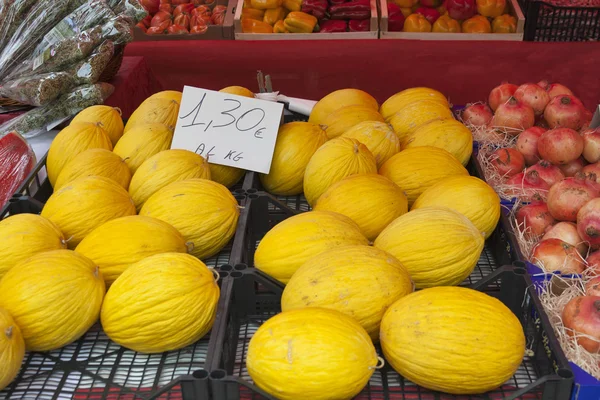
491, 97, 535, 134
543, 221, 587, 255
547, 83, 574, 99
461, 104, 493, 127
585, 277, 600, 296
532, 238, 585, 274
488, 83, 518, 112
537, 128, 584, 165
577, 198, 600, 249
514, 83, 551, 117
583, 128, 600, 164
583, 163, 600, 182
516, 198, 555, 239
528, 160, 565, 187
490, 148, 525, 177
559, 157, 587, 177
506, 170, 550, 200
516, 127, 547, 166
587, 251, 600, 273
547, 174, 600, 222
544, 95, 586, 131
562, 296, 600, 353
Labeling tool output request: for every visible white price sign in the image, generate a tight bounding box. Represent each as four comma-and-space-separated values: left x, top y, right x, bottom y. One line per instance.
171, 86, 284, 174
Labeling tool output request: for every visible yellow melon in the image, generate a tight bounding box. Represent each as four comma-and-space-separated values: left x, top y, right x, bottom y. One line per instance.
309, 89, 379, 125
54, 148, 131, 190
404, 119, 473, 166
0, 307, 25, 391
146, 90, 183, 104
101, 253, 219, 353
259, 122, 328, 195
209, 164, 245, 188
314, 174, 408, 241
47, 122, 113, 187
247, 307, 380, 400
304, 137, 377, 207
139, 179, 239, 259
219, 86, 254, 98
374, 207, 485, 288
389, 100, 455, 144
323, 105, 385, 139
412, 176, 500, 239
113, 123, 174, 174
129, 150, 211, 211
281, 245, 413, 340
380, 87, 449, 121
380, 286, 525, 394
41, 176, 136, 248
0, 250, 105, 351
71, 105, 124, 145
124, 98, 180, 133
255, 211, 368, 283
75, 215, 188, 286
379, 146, 469, 206
342, 121, 401, 168
0, 214, 66, 280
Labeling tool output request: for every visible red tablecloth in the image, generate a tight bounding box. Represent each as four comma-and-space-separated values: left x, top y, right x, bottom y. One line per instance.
125, 40, 600, 110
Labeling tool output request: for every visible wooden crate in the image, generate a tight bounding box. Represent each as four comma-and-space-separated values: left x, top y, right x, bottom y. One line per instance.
380, 0, 525, 40
233, 0, 379, 39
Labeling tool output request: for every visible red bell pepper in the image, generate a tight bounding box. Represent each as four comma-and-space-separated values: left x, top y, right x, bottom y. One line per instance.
301, 0, 328, 19
388, 14, 405, 31
415, 6, 441, 24
348, 19, 369, 31
319, 19, 347, 32
330, 0, 370, 20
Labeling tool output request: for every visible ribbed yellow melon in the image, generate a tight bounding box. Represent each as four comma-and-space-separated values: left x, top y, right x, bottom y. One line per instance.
379, 146, 469, 206
404, 119, 473, 166
323, 105, 385, 139
129, 150, 211, 211
0, 250, 105, 351
255, 211, 368, 283
380, 286, 525, 394
247, 307, 379, 400
139, 179, 239, 259
113, 123, 174, 174
54, 148, 131, 190
219, 86, 254, 98
47, 122, 113, 187
342, 121, 401, 168
0, 214, 66, 280
374, 207, 484, 288
75, 215, 188, 286
380, 87, 449, 121
304, 137, 377, 207
259, 122, 328, 195
124, 98, 180, 133
209, 164, 245, 188
413, 176, 500, 239
101, 253, 219, 353
309, 88, 379, 125
314, 174, 408, 240
146, 90, 183, 104
0, 307, 25, 391
281, 246, 413, 340
71, 105, 124, 145
389, 100, 454, 144
41, 176, 136, 248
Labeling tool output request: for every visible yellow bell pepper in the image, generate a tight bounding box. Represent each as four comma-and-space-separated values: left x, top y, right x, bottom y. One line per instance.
462, 15, 491, 33
250, 0, 283, 10
264, 7, 287, 24
283, 11, 317, 33
283, 0, 302, 11
392, 0, 418, 9
400, 7, 412, 16
432, 15, 461, 32
242, 17, 274, 32
492, 14, 516, 33
403, 13, 432, 32
244, 0, 252, 7
476, 0, 506, 17
273, 19, 289, 32
242, 7, 265, 20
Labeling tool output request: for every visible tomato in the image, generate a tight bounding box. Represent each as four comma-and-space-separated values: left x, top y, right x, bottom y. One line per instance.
211, 12, 224, 25
159, 0, 171, 3
159, 3, 172, 12
173, 13, 190, 28
146, 26, 166, 34
204, 0, 216, 6
141, 14, 152, 27
171, 0, 189, 4
190, 24, 209, 34
173, 3, 195, 15
213, 5, 227, 13
151, 11, 173, 27
191, 14, 211, 26
136, 22, 148, 32
168, 24, 189, 34
192, 0, 205, 5
140, 0, 160, 13
191, 5, 211, 17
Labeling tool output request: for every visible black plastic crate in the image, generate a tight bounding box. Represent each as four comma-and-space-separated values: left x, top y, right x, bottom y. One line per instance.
520, 0, 600, 41
204, 264, 574, 400
0, 193, 245, 400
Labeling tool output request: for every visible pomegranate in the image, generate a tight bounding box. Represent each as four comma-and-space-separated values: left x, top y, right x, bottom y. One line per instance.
516, 127, 546, 166
585, 277, 600, 296
543, 222, 587, 255
488, 83, 518, 112
544, 95, 586, 131
532, 238, 585, 274
583, 163, 600, 182
577, 198, 600, 249
514, 83, 551, 117
516, 198, 555, 239
446, 0, 476, 20
547, 174, 600, 221
528, 160, 565, 186
506, 170, 550, 200
562, 296, 600, 353
582, 128, 600, 164
461, 104, 493, 127
559, 157, 587, 177
547, 83, 574, 99
537, 80, 550, 90
490, 148, 525, 177
491, 97, 535, 134
537, 128, 584, 165
587, 251, 600, 273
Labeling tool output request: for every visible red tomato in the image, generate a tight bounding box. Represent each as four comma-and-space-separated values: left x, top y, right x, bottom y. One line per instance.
146, 26, 166, 34
136, 22, 148, 32
140, 0, 160, 13
191, 14, 211, 26
173, 3, 195, 16
190, 24, 209, 34
171, 0, 189, 4
192, 0, 205, 5
213, 5, 227, 13
204, 0, 216, 6
173, 13, 190, 28
159, 0, 171, 3
151, 11, 172, 27
168, 24, 189, 34
191, 5, 211, 17
211, 12, 224, 25
141, 14, 152, 27
159, 3, 172, 12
